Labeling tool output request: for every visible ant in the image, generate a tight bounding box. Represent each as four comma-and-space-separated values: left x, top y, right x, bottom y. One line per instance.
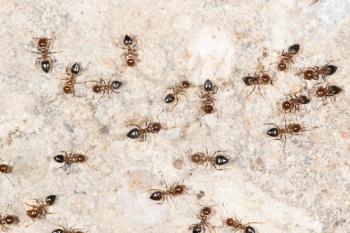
52, 226, 84, 233
127, 120, 163, 142
115, 34, 139, 67
242, 72, 274, 96
149, 179, 186, 203
189, 206, 215, 233
225, 217, 257, 233
25, 195, 56, 221
314, 83, 342, 107
0, 214, 19, 231
31, 33, 56, 73
297, 63, 337, 81
53, 151, 87, 173
164, 80, 193, 105
266, 122, 305, 141
63, 62, 86, 95
91, 77, 123, 98
0, 164, 12, 174
189, 149, 229, 170
277, 44, 300, 71
280, 89, 310, 114
199, 79, 218, 114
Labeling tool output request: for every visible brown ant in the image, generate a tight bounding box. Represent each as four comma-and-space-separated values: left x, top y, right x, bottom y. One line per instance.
225, 217, 257, 233
242, 72, 274, 96
277, 44, 300, 71
149, 179, 186, 203
280, 89, 310, 114
0, 159, 17, 186
0, 214, 19, 231
52, 226, 84, 233
91, 77, 123, 98
199, 79, 218, 114
189, 149, 229, 170
297, 63, 337, 81
164, 80, 193, 105
53, 151, 87, 173
266, 122, 305, 141
31, 33, 56, 73
62, 63, 86, 95
25, 195, 56, 221
314, 83, 342, 108
127, 120, 164, 142
115, 34, 139, 67
189, 206, 215, 233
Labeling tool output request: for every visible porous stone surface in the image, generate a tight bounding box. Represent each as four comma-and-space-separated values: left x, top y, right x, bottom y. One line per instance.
0, 0, 349, 232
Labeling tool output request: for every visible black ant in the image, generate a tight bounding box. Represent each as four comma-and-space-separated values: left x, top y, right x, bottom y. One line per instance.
0, 214, 19, 231
25, 195, 56, 221
280, 89, 310, 114
266, 122, 305, 141
52, 226, 85, 233
91, 77, 123, 98
199, 79, 218, 114
189, 149, 229, 170
149, 179, 186, 203
31, 33, 56, 73
53, 151, 87, 173
189, 206, 215, 233
277, 44, 300, 71
115, 34, 139, 67
63, 63, 86, 95
164, 80, 192, 105
225, 217, 257, 233
314, 83, 342, 108
127, 120, 164, 142
297, 63, 337, 81
242, 73, 274, 96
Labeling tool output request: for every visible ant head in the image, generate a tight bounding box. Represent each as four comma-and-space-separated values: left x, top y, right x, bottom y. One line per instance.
290, 124, 302, 133
288, 44, 300, 55
53, 155, 65, 163
282, 101, 292, 110
150, 122, 162, 132
174, 185, 185, 194
149, 191, 162, 201
37, 38, 48, 48
164, 93, 175, 103
203, 105, 214, 114
316, 86, 326, 97
111, 80, 122, 90
260, 74, 271, 83
27, 209, 39, 218
123, 34, 133, 46
126, 58, 136, 67
303, 69, 314, 80
127, 128, 140, 139
226, 217, 235, 226
181, 80, 191, 88
200, 207, 212, 216
266, 127, 279, 137
92, 85, 102, 93
77, 155, 86, 162
277, 62, 287, 71
0, 164, 11, 173
63, 85, 73, 94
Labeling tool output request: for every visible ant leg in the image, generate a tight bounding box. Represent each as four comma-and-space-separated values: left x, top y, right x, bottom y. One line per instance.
245, 85, 256, 99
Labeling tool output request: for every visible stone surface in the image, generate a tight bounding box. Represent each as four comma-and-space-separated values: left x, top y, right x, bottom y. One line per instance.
0, 0, 350, 232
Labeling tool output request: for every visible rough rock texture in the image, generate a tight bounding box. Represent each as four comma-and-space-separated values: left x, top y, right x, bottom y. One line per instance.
0, 0, 349, 232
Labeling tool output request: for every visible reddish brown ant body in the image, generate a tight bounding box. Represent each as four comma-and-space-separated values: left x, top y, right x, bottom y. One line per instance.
225, 217, 256, 233
189, 206, 215, 233
52, 226, 85, 233
164, 80, 192, 105
127, 120, 163, 142
91, 77, 122, 98
189, 149, 229, 170
53, 151, 87, 173
277, 44, 300, 71
0, 214, 19, 231
242, 73, 273, 96
149, 180, 186, 203
314, 83, 342, 107
62, 63, 86, 95
281, 90, 310, 114
199, 79, 218, 114
31, 33, 56, 73
25, 195, 56, 221
115, 34, 139, 67
266, 123, 305, 141
298, 63, 337, 81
